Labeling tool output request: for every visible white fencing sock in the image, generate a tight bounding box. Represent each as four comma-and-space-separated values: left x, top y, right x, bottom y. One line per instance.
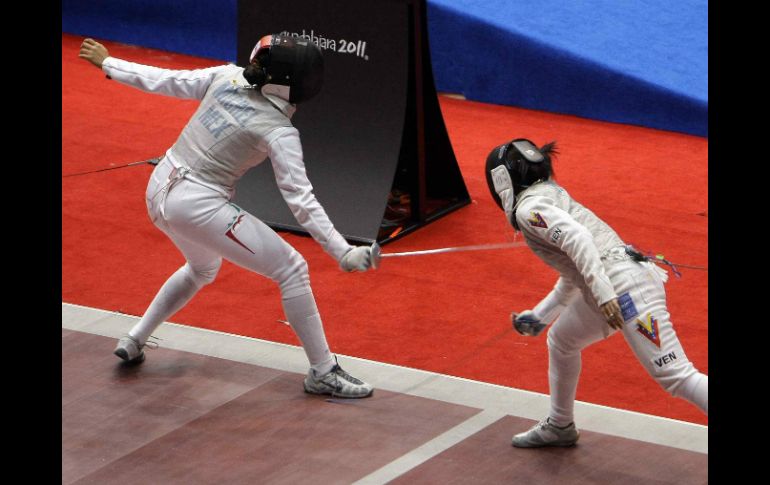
676, 373, 708, 415
129, 264, 206, 345
547, 342, 582, 427
282, 291, 335, 375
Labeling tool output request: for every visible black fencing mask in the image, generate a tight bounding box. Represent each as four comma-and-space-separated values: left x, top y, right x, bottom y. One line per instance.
485, 138, 546, 226
247, 34, 324, 104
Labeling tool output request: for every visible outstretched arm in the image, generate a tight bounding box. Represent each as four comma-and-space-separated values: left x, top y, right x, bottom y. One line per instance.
78, 38, 228, 100
79, 38, 109, 68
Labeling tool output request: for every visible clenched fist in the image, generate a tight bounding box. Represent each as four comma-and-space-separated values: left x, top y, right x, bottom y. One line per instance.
79, 38, 110, 68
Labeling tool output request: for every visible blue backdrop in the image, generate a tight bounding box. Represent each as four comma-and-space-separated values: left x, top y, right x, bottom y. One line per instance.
62, 0, 707, 136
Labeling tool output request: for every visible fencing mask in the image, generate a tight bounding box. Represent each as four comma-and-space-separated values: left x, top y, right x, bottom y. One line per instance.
485, 138, 549, 227
245, 34, 324, 104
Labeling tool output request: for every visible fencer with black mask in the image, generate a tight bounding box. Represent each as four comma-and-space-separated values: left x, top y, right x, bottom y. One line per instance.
79, 34, 374, 398
486, 138, 708, 447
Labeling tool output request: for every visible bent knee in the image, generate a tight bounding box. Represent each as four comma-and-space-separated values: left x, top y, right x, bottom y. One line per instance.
183, 260, 221, 287
547, 327, 580, 356
274, 250, 311, 298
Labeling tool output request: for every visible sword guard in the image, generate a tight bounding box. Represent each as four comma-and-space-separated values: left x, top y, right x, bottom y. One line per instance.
512, 311, 547, 337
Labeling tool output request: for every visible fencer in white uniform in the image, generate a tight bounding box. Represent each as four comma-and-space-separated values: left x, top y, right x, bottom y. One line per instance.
79, 35, 374, 398
485, 138, 707, 447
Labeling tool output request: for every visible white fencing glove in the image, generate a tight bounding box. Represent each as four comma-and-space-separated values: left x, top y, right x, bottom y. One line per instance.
339, 246, 372, 272
511, 309, 547, 336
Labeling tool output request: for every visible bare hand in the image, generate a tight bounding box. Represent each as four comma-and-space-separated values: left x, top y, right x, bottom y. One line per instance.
600, 298, 624, 330
79, 38, 109, 68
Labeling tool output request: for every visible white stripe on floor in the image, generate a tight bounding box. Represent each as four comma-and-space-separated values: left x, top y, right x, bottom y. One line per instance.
353, 409, 506, 485
61, 302, 707, 457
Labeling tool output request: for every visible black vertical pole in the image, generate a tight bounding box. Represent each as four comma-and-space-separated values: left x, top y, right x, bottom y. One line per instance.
412, 0, 427, 223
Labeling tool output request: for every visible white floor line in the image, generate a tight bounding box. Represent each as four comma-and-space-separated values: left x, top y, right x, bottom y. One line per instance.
61, 302, 707, 455
352, 409, 506, 485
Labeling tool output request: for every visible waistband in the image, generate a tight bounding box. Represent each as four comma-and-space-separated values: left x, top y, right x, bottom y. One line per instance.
161, 155, 232, 199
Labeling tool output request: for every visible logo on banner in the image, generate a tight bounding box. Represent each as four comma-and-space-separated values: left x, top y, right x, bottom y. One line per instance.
281, 29, 370, 61
635, 313, 661, 347
528, 212, 548, 228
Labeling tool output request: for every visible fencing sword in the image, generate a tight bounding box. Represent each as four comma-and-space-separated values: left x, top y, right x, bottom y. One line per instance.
369, 241, 529, 268
369, 241, 708, 273
62, 157, 161, 178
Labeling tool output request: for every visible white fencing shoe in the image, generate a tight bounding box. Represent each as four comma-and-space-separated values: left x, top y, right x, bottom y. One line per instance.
303, 359, 373, 398
511, 418, 579, 448
113, 335, 147, 364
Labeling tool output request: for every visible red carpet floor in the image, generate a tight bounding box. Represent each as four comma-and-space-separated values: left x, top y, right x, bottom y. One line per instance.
62, 34, 708, 425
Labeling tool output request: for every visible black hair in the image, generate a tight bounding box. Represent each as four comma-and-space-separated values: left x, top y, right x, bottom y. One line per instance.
538, 141, 558, 179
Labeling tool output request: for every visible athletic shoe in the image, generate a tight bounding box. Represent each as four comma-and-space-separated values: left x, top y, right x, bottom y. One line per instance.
113, 335, 147, 364
511, 418, 579, 448
304, 359, 373, 398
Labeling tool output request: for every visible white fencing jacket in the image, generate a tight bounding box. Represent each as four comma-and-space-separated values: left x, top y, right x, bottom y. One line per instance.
101, 57, 351, 261
513, 180, 625, 323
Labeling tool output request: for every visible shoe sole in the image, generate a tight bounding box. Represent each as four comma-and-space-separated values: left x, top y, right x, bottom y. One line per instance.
303, 383, 374, 399
511, 440, 578, 448
512, 433, 580, 448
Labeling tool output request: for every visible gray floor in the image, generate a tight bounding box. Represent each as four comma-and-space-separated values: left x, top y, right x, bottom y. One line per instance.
63, 302, 707, 484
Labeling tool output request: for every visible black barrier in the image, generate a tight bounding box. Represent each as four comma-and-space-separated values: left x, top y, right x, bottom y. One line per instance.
235, 0, 469, 245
